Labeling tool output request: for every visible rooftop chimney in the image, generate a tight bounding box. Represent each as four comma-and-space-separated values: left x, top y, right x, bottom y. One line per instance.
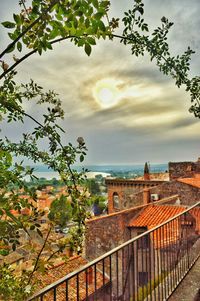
143, 188, 150, 205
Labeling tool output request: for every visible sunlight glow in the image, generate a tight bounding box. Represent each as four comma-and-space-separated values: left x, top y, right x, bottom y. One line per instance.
98, 88, 114, 105
93, 78, 121, 109
92, 78, 162, 110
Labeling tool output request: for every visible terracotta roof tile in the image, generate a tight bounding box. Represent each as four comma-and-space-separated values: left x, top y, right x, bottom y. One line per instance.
128, 205, 186, 228
128, 205, 188, 249
177, 178, 200, 188
128, 205, 200, 249
34, 256, 109, 301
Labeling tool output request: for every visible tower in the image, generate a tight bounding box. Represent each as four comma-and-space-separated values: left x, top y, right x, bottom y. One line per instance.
144, 162, 150, 180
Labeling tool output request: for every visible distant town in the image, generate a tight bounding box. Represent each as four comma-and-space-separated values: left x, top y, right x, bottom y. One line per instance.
2, 158, 200, 300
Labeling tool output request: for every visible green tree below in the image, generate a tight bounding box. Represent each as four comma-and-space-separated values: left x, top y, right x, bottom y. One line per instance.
48, 195, 72, 228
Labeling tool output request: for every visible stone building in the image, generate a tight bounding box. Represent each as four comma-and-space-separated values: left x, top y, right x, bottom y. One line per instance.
106, 158, 200, 214
106, 162, 168, 214
106, 178, 167, 214
86, 196, 179, 261
169, 158, 200, 180
85, 159, 200, 300
127, 204, 200, 288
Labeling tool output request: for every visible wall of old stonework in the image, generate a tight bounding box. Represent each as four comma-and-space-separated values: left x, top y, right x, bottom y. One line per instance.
85, 206, 144, 261
169, 161, 200, 180
85, 197, 176, 261
107, 184, 143, 213
106, 180, 165, 214
149, 181, 200, 206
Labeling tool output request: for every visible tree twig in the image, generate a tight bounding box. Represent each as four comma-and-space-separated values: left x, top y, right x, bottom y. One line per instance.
0, 0, 59, 59
27, 226, 52, 285
0, 35, 76, 80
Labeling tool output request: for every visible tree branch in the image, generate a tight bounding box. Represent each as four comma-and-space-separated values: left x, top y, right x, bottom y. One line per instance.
0, 36, 76, 80
0, 0, 59, 59
6, 103, 79, 191
27, 226, 52, 285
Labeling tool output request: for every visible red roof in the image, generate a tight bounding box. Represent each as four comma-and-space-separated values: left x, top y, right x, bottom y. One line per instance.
34, 256, 109, 301
177, 178, 200, 188
128, 205, 186, 228
128, 205, 200, 248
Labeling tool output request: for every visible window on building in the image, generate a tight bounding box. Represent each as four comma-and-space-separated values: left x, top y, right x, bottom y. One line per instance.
113, 192, 120, 209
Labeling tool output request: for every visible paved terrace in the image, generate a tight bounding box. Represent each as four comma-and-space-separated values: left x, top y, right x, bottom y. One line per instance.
168, 256, 200, 301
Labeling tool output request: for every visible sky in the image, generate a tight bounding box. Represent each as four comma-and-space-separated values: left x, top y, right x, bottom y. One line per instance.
1, 0, 200, 165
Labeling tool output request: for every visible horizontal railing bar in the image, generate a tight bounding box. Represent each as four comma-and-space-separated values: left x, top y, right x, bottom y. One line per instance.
28, 201, 200, 300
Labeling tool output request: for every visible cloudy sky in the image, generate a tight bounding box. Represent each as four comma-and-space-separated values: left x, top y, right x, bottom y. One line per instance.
1, 0, 200, 165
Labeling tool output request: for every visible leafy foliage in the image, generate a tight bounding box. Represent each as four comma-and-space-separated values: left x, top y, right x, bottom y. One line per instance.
0, 0, 112, 66
119, 0, 200, 117
48, 194, 72, 227
0, 1, 113, 298
90, 195, 107, 215
0, 265, 33, 300
86, 178, 101, 195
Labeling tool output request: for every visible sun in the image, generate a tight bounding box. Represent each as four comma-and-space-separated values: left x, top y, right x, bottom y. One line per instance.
98, 87, 115, 107
93, 79, 121, 109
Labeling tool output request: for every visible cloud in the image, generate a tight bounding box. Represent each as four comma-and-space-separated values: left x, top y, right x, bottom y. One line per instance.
1, 0, 200, 164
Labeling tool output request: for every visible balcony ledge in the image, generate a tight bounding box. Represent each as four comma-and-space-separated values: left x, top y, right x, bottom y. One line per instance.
168, 256, 200, 301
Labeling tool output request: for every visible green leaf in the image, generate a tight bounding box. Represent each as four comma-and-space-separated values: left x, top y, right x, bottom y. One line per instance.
80, 154, 84, 162
94, 12, 104, 20
78, 38, 85, 47
55, 13, 63, 21
0, 249, 9, 256
2, 21, 15, 28
37, 45, 42, 55
87, 37, 96, 45
17, 41, 22, 52
85, 18, 90, 28
48, 28, 59, 39
84, 43, 92, 56
92, 0, 99, 9
46, 41, 53, 50
73, 17, 78, 29
98, 20, 106, 31
6, 44, 15, 53
138, 6, 144, 15
13, 14, 21, 25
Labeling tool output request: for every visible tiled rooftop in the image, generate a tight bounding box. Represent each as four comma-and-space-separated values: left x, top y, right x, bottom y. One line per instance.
34, 255, 109, 301
0, 251, 24, 265
128, 204, 200, 249
177, 177, 200, 188
136, 172, 169, 181
128, 205, 186, 228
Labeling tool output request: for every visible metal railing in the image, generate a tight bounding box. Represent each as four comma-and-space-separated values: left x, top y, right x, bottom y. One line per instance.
28, 202, 200, 301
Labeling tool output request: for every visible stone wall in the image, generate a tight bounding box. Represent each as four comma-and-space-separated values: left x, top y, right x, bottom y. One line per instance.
149, 181, 200, 206
169, 160, 200, 181
85, 198, 176, 261
85, 206, 142, 261
106, 179, 166, 214
107, 184, 142, 213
